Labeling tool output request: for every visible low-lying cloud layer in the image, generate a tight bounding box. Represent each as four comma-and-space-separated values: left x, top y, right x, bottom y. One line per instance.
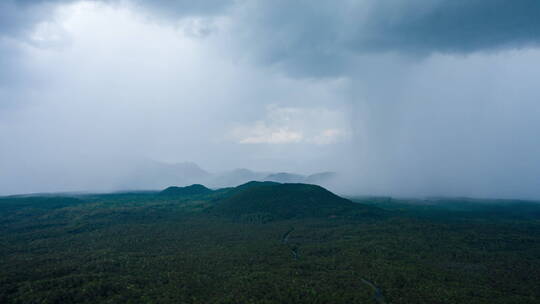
1, 0, 539, 198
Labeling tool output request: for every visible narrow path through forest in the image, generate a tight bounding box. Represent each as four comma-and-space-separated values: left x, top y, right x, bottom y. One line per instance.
360, 278, 387, 304
281, 227, 299, 259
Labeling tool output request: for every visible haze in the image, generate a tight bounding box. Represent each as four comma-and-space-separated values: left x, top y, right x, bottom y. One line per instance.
1, 0, 539, 198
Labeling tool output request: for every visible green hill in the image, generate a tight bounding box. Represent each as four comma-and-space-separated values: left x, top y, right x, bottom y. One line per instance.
160, 184, 213, 196
210, 181, 379, 220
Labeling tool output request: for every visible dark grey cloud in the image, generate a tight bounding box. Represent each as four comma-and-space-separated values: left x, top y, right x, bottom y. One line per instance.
359, 0, 540, 53
3, 1, 539, 73
233, 0, 540, 76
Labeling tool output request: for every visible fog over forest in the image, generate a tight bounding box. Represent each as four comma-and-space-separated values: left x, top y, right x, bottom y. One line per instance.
1, 0, 540, 198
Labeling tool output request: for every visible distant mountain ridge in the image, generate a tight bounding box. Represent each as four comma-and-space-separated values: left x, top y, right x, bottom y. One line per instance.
210, 169, 337, 188
117, 160, 338, 191
210, 168, 268, 187
264, 172, 305, 183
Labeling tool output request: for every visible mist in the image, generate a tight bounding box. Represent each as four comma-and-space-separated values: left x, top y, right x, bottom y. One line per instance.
1, 0, 539, 199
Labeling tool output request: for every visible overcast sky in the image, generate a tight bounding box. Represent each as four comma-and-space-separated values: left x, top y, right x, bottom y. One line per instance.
1, 0, 540, 198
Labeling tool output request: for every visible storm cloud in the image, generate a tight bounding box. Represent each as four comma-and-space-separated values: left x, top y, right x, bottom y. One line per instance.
1, 1, 540, 198
231, 0, 540, 76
